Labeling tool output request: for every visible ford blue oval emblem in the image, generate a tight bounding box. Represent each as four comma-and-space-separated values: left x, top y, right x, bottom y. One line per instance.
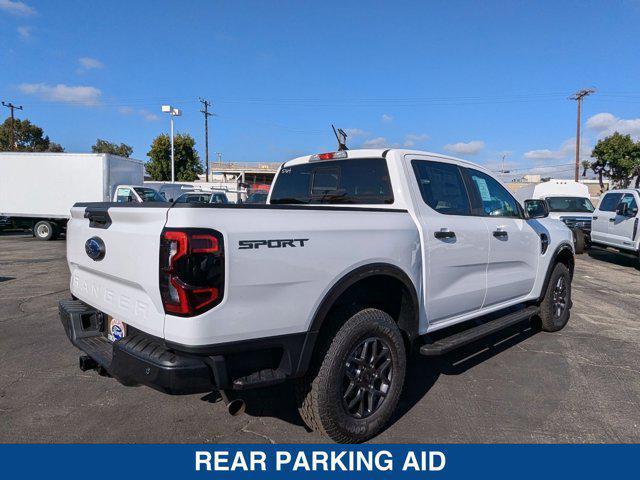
85, 237, 106, 261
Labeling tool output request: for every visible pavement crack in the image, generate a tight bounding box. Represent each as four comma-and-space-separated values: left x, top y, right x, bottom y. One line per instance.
240, 420, 276, 444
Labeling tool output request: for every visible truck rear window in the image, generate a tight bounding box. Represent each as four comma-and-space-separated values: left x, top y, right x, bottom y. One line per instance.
270, 158, 394, 205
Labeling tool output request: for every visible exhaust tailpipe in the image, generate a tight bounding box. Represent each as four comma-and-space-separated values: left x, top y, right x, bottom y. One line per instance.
227, 398, 246, 416
79, 355, 98, 372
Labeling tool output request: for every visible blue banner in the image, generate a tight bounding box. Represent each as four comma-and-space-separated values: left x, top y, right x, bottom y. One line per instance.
0, 444, 636, 479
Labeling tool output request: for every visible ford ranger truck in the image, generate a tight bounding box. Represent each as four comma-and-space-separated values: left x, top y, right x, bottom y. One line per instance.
59, 149, 575, 443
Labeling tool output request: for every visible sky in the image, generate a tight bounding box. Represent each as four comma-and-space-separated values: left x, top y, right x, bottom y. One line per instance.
1, 0, 640, 179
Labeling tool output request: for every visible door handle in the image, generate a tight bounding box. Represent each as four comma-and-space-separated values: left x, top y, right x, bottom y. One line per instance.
592, 216, 598, 220
434, 229, 456, 239
609, 218, 616, 222
493, 230, 508, 239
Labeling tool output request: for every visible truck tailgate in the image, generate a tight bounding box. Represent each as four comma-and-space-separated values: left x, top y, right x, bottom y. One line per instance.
66, 204, 170, 338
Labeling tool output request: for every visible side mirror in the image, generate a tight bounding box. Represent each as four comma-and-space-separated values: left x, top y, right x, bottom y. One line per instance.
616, 202, 632, 217
616, 202, 638, 217
524, 199, 549, 219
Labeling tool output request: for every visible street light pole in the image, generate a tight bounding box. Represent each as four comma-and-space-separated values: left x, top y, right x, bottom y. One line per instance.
170, 113, 175, 183
162, 105, 182, 183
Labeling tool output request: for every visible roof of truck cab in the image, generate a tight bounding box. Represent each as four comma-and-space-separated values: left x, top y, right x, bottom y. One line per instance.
282, 148, 491, 173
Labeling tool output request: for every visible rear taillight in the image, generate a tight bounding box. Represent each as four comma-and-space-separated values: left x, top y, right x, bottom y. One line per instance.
159, 228, 224, 317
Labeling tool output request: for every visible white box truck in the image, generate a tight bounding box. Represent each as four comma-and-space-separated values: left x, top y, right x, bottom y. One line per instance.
0, 153, 148, 240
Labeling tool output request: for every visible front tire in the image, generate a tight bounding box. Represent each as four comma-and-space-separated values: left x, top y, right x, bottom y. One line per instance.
573, 229, 586, 254
538, 263, 571, 332
296, 308, 406, 443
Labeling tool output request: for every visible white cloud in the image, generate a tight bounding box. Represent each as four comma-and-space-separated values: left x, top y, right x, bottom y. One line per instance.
524, 138, 575, 160
139, 109, 159, 121
17, 25, 31, 40
0, 0, 35, 16
344, 128, 370, 138
77, 57, 104, 74
443, 140, 485, 155
403, 133, 429, 147
363, 137, 390, 149
18, 83, 101, 106
586, 112, 640, 139
381, 114, 393, 123
118, 106, 159, 121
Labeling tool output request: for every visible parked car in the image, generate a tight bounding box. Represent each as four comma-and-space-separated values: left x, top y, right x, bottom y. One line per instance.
244, 191, 268, 204
515, 179, 594, 253
174, 191, 230, 204
114, 185, 166, 203
590, 189, 639, 259
59, 148, 574, 443
156, 183, 195, 202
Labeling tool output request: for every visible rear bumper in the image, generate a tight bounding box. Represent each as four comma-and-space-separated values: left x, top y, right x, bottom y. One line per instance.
59, 299, 214, 394
59, 299, 315, 395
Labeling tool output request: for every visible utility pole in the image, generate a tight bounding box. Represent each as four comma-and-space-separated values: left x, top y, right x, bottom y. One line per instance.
199, 98, 213, 182
569, 89, 595, 182
2, 101, 23, 151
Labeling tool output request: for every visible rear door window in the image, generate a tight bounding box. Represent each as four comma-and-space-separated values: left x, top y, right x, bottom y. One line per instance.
270, 158, 394, 204
599, 192, 623, 212
411, 160, 471, 215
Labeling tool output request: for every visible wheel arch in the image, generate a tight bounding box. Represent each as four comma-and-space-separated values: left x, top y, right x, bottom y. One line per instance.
309, 263, 419, 336
539, 242, 574, 301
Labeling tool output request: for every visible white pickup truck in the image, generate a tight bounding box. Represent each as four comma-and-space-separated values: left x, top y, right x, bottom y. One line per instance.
59, 149, 574, 443
590, 189, 640, 258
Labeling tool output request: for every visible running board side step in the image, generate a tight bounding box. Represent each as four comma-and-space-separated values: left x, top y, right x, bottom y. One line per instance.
419, 306, 540, 356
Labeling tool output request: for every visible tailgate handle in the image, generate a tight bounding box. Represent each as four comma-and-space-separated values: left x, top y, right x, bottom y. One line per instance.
84, 207, 112, 229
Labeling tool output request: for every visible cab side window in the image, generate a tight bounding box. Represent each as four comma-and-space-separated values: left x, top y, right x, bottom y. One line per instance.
467, 168, 520, 218
599, 192, 623, 212
411, 160, 471, 215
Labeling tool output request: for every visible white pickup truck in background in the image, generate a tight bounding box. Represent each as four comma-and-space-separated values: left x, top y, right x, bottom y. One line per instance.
59, 148, 574, 443
590, 189, 640, 259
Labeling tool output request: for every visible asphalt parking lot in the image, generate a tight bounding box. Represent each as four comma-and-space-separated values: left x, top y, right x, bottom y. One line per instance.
1, 233, 639, 443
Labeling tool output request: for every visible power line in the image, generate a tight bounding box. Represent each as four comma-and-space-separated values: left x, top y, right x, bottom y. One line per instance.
2, 101, 24, 151
199, 98, 213, 182
569, 88, 596, 181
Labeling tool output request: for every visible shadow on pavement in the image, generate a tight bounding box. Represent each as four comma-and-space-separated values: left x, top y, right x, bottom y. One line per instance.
587, 247, 640, 270
202, 319, 541, 434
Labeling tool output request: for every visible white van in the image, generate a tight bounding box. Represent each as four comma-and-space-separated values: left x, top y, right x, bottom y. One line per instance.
515, 179, 594, 252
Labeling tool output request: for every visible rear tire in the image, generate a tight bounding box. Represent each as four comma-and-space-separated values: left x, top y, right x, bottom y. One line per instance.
33, 221, 54, 241
295, 308, 406, 443
538, 263, 571, 332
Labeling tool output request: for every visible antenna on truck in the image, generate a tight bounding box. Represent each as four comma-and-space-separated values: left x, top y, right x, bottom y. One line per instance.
332, 125, 348, 151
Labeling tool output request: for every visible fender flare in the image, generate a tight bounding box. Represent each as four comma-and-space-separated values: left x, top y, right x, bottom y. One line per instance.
308, 262, 419, 335
538, 242, 574, 301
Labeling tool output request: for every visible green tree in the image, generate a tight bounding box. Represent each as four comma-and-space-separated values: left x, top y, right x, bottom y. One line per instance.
0, 117, 64, 152
590, 132, 636, 189
145, 133, 202, 181
92, 138, 133, 157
